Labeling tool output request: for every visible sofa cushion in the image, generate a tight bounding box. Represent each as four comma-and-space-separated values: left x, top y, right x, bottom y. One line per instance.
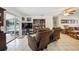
35, 29, 52, 50
27, 35, 38, 51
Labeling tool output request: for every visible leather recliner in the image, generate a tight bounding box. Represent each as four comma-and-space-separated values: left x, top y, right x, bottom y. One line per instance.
27, 28, 52, 51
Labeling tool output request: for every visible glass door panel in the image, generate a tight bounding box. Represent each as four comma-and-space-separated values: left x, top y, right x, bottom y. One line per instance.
15, 18, 20, 38
6, 13, 16, 43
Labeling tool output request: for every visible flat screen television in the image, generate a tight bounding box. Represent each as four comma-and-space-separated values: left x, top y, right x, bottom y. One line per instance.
22, 23, 32, 29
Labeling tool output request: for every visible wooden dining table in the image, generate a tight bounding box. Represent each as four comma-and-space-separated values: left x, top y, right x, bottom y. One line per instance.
70, 30, 79, 34
69, 30, 79, 39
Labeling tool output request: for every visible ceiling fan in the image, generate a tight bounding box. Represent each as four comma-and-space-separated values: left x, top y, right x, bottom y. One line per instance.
64, 7, 77, 16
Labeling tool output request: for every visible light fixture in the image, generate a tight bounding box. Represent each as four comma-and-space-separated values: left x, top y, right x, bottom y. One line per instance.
64, 7, 77, 16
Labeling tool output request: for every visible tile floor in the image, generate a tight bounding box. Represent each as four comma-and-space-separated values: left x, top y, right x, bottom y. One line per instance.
7, 36, 32, 51
7, 33, 79, 51
47, 33, 79, 51
6, 34, 15, 43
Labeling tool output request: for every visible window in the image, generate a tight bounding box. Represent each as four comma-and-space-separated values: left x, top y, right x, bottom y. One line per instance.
6, 12, 20, 43
61, 19, 79, 24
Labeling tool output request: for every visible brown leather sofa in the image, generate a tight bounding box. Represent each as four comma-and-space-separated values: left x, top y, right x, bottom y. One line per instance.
53, 27, 61, 39
27, 28, 52, 51
37, 29, 52, 50
27, 28, 61, 51
27, 34, 38, 51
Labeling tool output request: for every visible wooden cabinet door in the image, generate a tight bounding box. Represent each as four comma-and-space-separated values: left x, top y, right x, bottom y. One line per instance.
0, 8, 5, 26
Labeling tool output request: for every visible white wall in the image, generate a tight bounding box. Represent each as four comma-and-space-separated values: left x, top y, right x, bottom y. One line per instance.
25, 16, 53, 30
58, 14, 79, 29
45, 16, 53, 29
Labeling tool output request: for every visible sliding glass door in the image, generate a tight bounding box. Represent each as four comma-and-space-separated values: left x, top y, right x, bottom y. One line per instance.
15, 18, 20, 38
6, 12, 20, 43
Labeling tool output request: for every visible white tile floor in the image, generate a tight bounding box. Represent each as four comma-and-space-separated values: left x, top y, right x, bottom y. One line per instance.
47, 33, 79, 51
6, 34, 15, 43
7, 36, 32, 51
7, 33, 79, 51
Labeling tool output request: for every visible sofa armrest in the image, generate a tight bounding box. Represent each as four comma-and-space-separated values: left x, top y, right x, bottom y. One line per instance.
27, 35, 38, 51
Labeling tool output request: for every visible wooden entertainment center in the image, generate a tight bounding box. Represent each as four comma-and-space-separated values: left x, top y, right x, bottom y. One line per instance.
33, 19, 45, 33
22, 18, 46, 34
0, 7, 7, 51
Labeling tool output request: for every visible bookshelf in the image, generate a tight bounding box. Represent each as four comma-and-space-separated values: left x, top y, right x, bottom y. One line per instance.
33, 19, 45, 33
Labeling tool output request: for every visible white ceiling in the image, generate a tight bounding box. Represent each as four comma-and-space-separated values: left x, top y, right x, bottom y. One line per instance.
4, 7, 79, 16
13, 7, 66, 16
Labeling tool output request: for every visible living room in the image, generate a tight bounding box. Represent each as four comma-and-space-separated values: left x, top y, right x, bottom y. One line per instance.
0, 7, 79, 51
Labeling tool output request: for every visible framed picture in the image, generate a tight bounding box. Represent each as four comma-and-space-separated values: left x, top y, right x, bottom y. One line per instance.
22, 17, 25, 21
27, 17, 31, 21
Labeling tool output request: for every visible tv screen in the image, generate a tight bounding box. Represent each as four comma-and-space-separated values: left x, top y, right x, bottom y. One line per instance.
22, 23, 32, 29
